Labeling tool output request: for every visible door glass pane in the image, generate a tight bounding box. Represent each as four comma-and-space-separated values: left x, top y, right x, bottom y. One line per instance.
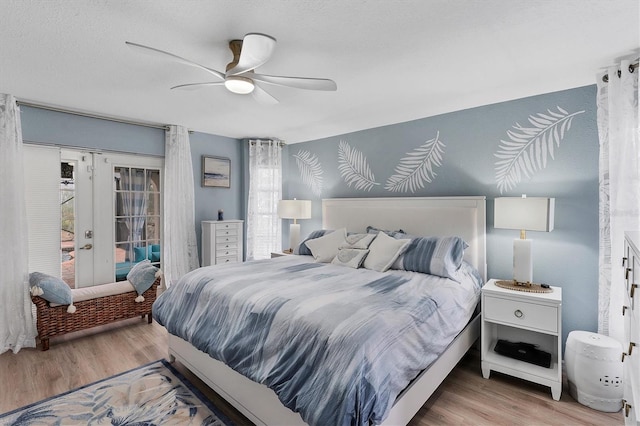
60, 162, 75, 288
113, 166, 162, 280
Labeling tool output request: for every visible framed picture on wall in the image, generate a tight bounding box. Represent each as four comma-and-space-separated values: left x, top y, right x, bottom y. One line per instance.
202, 155, 231, 188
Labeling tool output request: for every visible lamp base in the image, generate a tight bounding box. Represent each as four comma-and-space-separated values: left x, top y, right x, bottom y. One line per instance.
289, 223, 301, 253
513, 238, 533, 283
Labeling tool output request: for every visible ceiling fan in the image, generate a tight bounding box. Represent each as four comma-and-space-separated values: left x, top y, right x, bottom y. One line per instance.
125, 33, 337, 104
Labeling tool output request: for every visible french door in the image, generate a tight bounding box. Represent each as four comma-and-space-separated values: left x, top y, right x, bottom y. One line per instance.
25, 145, 163, 288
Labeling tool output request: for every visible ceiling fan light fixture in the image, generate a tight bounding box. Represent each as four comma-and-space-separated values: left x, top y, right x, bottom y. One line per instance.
224, 76, 255, 94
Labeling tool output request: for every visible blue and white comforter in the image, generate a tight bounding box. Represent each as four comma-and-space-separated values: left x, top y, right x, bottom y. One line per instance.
153, 255, 481, 425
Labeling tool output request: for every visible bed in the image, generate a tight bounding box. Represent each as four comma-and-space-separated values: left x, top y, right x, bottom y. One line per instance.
155, 196, 486, 425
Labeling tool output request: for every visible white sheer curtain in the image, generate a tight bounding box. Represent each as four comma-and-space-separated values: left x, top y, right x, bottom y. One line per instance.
597, 58, 640, 342
247, 139, 282, 260
0, 94, 36, 353
163, 125, 199, 287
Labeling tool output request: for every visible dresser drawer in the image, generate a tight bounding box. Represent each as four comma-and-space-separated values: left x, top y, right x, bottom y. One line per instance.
216, 255, 239, 265
216, 241, 238, 250
216, 235, 238, 244
215, 227, 238, 237
216, 248, 238, 258
484, 295, 558, 333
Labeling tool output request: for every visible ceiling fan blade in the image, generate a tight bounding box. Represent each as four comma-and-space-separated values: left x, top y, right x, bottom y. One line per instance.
125, 41, 225, 80
227, 33, 277, 76
170, 82, 225, 91
250, 73, 337, 91
252, 83, 279, 105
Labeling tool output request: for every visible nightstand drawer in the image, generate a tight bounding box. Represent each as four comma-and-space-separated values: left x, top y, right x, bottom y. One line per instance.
484, 295, 558, 333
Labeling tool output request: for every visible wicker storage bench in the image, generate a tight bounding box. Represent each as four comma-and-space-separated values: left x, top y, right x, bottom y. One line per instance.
31, 277, 161, 351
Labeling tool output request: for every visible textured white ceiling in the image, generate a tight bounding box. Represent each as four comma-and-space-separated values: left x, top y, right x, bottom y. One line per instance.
1, 0, 638, 143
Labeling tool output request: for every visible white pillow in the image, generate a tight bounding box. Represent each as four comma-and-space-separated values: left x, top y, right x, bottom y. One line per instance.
331, 248, 369, 268
304, 228, 347, 263
363, 231, 411, 272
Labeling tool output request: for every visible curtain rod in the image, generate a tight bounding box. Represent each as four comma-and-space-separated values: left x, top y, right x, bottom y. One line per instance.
16, 99, 192, 133
248, 139, 286, 147
602, 61, 639, 83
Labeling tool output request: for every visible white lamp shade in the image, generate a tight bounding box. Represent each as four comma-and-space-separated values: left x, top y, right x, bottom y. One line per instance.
494, 197, 555, 231
278, 199, 311, 220
494, 196, 555, 284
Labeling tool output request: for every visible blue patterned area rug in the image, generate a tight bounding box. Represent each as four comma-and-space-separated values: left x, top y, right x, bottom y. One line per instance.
0, 360, 234, 425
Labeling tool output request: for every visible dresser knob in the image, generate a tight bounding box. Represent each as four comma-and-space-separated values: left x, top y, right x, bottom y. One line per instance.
514, 309, 523, 318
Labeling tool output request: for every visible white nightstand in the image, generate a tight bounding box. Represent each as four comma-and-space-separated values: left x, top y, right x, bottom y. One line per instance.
481, 279, 563, 400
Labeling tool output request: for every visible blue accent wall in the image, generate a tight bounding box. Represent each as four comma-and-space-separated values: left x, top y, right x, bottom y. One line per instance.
285, 85, 599, 348
20, 105, 244, 264
190, 131, 244, 261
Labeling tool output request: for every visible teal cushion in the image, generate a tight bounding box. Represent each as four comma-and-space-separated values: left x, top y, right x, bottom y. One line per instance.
149, 245, 161, 262
29, 272, 73, 305
127, 260, 158, 295
134, 246, 147, 262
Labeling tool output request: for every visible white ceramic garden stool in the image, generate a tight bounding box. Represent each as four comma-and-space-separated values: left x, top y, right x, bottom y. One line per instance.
565, 330, 623, 412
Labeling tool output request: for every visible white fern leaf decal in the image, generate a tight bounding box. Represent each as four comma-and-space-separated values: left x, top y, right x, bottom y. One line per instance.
293, 150, 323, 196
494, 106, 585, 193
337, 140, 380, 191
384, 132, 445, 193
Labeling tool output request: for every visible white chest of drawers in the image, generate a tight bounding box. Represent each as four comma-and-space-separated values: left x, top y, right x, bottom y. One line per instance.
623, 232, 640, 425
201, 220, 244, 266
481, 279, 563, 400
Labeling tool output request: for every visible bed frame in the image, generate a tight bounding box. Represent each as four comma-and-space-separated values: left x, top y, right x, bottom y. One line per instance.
168, 196, 486, 425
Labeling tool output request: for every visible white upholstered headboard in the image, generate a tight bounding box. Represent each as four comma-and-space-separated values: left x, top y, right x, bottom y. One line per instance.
322, 196, 487, 282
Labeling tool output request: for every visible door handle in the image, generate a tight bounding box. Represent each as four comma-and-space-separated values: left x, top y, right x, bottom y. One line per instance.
79, 244, 93, 250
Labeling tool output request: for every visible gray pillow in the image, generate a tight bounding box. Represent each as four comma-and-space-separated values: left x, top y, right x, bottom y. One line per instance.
127, 260, 159, 302
29, 272, 76, 313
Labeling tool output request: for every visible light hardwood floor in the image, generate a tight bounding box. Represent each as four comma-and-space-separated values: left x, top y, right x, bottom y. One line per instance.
0, 319, 623, 425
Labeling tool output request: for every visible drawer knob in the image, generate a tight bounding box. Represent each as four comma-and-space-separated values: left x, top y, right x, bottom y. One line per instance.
514, 309, 523, 318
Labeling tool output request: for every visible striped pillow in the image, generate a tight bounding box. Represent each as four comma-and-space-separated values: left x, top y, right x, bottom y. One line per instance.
392, 236, 468, 281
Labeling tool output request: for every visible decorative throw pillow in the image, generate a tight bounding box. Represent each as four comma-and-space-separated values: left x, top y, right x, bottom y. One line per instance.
127, 260, 160, 302
294, 230, 332, 255
331, 248, 370, 268
340, 233, 376, 250
29, 272, 76, 313
363, 232, 411, 272
134, 246, 148, 262
304, 228, 347, 263
366, 225, 406, 238
148, 244, 161, 262
392, 236, 468, 281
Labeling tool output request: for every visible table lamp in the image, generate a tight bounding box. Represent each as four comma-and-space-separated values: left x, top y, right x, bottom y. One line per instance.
278, 199, 311, 252
494, 195, 555, 283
